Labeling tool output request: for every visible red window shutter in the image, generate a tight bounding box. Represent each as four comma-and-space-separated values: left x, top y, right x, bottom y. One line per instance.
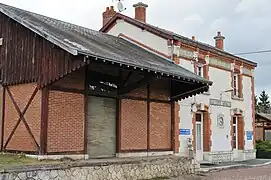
238, 117, 244, 150
203, 111, 210, 152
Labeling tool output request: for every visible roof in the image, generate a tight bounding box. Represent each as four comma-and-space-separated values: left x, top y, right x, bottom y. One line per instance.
256, 113, 271, 122
0, 3, 212, 87
100, 13, 257, 67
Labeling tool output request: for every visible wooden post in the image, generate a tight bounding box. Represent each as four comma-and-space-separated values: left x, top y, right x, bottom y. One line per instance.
40, 87, 49, 154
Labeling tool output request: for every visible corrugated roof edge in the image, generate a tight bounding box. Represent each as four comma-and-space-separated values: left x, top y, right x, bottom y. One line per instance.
100, 13, 257, 67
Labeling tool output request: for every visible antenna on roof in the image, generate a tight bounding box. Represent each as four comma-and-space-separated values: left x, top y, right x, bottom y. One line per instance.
112, 0, 127, 12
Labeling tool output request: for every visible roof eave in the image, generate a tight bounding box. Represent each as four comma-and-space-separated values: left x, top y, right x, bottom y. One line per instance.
78, 50, 211, 86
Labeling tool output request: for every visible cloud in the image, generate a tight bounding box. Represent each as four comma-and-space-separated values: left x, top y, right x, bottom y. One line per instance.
0, 0, 270, 94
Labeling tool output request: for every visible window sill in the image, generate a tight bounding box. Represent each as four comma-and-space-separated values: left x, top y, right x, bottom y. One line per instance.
232, 96, 244, 101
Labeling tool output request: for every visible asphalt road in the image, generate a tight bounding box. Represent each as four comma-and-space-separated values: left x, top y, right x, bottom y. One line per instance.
170, 165, 271, 180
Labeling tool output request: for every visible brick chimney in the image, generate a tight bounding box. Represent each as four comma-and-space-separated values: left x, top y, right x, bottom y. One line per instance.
102, 6, 116, 26
133, 2, 148, 23
214, 31, 225, 50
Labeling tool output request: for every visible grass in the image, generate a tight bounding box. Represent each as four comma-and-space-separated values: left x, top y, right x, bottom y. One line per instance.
0, 153, 60, 170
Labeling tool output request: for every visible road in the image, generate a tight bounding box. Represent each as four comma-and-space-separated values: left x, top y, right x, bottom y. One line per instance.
171, 165, 271, 180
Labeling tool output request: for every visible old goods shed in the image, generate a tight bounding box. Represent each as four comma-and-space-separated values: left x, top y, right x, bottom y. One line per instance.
0, 3, 211, 159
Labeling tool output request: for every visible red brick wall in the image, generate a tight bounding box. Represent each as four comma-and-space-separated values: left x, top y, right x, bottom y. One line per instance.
120, 99, 147, 150
4, 83, 41, 151
0, 86, 3, 150
47, 69, 85, 153
120, 82, 174, 151
150, 102, 171, 150
47, 91, 84, 152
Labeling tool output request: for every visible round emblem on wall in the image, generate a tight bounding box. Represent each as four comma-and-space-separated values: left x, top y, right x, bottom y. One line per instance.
217, 114, 224, 129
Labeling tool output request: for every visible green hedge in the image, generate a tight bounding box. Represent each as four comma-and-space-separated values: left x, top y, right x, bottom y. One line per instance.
256, 140, 271, 158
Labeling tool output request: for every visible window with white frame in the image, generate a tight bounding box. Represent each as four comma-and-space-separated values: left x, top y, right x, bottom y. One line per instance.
233, 73, 238, 96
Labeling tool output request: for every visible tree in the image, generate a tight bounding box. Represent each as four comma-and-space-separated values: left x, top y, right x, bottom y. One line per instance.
258, 90, 271, 113
255, 95, 260, 113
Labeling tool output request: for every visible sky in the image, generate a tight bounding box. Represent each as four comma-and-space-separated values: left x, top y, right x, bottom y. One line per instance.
0, 0, 270, 96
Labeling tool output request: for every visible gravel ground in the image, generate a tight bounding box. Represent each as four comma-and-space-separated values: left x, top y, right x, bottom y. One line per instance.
169, 164, 271, 180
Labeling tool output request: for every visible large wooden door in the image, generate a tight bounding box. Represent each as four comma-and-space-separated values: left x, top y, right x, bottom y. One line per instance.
87, 96, 116, 158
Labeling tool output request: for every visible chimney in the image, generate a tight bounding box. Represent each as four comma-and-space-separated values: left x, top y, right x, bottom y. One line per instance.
102, 6, 116, 26
133, 2, 148, 23
214, 31, 225, 50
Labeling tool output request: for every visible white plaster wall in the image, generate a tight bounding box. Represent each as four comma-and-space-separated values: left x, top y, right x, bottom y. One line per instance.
243, 76, 253, 150
179, 65, 254, 154
107, 20, 169, 55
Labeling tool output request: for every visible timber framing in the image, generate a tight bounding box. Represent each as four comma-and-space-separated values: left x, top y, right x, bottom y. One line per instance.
40, 87, 49, 154
3, 87, 39, 151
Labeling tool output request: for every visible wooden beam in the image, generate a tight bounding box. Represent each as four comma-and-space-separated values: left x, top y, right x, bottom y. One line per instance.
118, 75, 154, 95
4, 87, 39, 150
116, 69, 122, 153
40, 87, 49, 154
88, 71, 118, 84
122, 71, 133, 87
49, 86, 84, 94
147, 84, 150, 151
1, 87, 5, 151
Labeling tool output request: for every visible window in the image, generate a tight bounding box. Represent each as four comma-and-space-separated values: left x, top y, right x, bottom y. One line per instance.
232, 116, 238, 149
233, 73, 238, 96
196, 63, 204, 77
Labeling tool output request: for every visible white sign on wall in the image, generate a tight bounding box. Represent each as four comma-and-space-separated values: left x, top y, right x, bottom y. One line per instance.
217, 113, 225, 129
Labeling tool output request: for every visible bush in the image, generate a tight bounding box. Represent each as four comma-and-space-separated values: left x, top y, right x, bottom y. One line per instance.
256, 141, 271, 159
256, 140, 271, 152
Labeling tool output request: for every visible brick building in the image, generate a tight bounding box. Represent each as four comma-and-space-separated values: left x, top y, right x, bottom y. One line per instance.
0, 3, 211, 159
100, 3, 258, 162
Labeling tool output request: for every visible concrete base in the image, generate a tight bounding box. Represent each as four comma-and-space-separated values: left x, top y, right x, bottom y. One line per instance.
202, 149, 256, 163
116, 151, 174, 158
26, 154, 89, 160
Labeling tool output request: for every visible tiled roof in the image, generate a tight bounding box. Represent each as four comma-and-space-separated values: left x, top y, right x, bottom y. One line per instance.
0, 3, 212, 87
100, 13, 257, 67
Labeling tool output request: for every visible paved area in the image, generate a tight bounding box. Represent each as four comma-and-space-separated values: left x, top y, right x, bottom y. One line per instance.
200, 159, 271, 172
169, 164, 271, 180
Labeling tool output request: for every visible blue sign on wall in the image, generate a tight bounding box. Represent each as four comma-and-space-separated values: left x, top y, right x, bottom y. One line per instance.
180, 129, 190, 135
247, 131, 253, 141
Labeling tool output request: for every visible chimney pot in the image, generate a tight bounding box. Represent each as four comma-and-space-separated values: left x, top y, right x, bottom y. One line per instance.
102, 6, 116, 26
133, 2, 148, 23
214, 31, 225, 50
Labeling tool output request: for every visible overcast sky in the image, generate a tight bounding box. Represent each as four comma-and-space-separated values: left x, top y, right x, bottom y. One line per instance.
0, 0, 270, 96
